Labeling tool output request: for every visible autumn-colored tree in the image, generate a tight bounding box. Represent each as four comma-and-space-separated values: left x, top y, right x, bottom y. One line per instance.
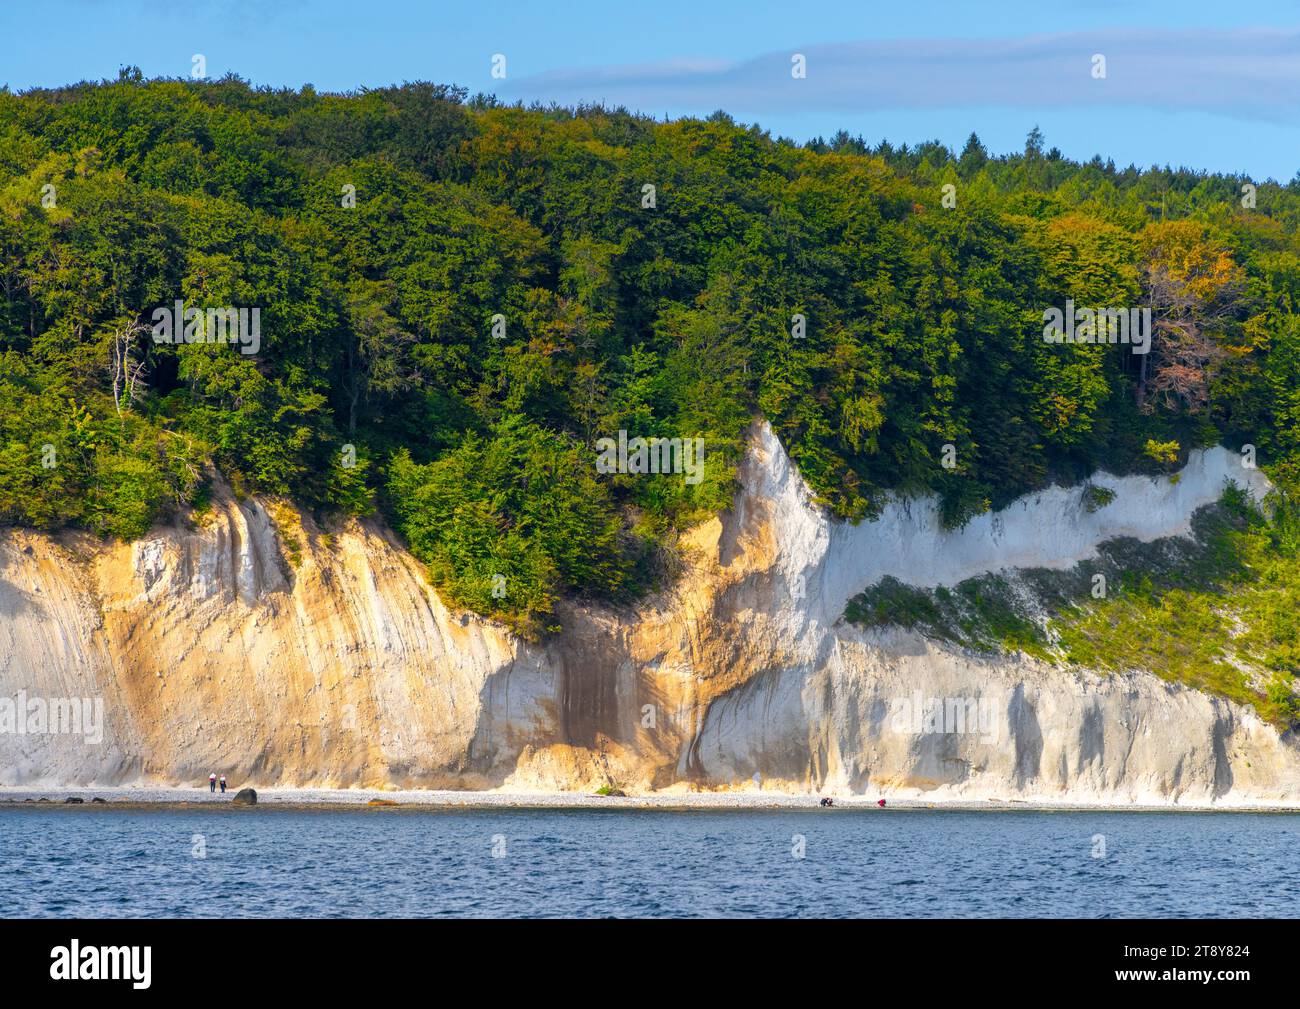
1139, 221, 1244, 413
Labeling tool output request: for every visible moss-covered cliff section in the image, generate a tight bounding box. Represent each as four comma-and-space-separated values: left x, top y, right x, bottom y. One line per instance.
845, 484, 1300, 728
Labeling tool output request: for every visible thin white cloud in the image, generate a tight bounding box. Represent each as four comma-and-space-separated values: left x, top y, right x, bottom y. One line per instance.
503, 28, 1300, 122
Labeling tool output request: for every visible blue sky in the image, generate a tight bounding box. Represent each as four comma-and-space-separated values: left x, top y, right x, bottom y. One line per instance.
2, 0, 1299, 180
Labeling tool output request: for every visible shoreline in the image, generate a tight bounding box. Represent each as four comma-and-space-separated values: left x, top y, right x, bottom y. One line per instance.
3, 786, 1300, 813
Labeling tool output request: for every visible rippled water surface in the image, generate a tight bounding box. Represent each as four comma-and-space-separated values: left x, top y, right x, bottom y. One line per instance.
2, 807, 1297, 917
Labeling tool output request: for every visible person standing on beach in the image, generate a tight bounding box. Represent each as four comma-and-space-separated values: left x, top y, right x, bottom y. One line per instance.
209, 772, 216, 793
219, 775, 226, 793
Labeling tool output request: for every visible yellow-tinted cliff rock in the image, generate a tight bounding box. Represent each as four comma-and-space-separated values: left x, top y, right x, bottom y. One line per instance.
2, 422, 1299, 803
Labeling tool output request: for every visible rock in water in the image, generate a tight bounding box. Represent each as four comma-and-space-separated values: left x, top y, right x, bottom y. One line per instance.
231, 788, 257, 806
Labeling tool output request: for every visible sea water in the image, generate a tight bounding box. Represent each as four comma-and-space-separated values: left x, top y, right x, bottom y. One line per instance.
1, 807, 1295, 918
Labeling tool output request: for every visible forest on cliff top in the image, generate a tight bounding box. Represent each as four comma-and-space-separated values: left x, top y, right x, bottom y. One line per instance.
3, 73, 1300, 638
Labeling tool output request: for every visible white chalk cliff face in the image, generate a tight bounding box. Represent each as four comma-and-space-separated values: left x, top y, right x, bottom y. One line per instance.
2, 421, 1298, 803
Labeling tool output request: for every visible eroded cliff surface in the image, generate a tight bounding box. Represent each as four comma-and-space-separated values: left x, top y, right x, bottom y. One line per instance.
2, 422, 1297, 803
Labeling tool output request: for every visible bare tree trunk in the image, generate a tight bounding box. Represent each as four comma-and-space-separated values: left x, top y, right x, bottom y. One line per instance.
111, 319, 148, 417
1139, 289, 1151, 394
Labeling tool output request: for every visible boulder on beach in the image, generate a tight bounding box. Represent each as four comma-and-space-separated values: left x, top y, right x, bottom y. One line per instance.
231, 788, 257, 806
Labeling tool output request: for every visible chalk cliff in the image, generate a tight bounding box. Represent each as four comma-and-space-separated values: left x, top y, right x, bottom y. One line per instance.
3, 422, 1298, 803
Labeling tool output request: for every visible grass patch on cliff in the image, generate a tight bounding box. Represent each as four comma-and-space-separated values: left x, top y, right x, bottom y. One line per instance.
265, 501, 304, 570
844, 576, 1050, 659
845, 485, 1300, 728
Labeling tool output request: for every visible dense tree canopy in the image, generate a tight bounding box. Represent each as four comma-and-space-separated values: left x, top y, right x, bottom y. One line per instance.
2, 74, 1298, 635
